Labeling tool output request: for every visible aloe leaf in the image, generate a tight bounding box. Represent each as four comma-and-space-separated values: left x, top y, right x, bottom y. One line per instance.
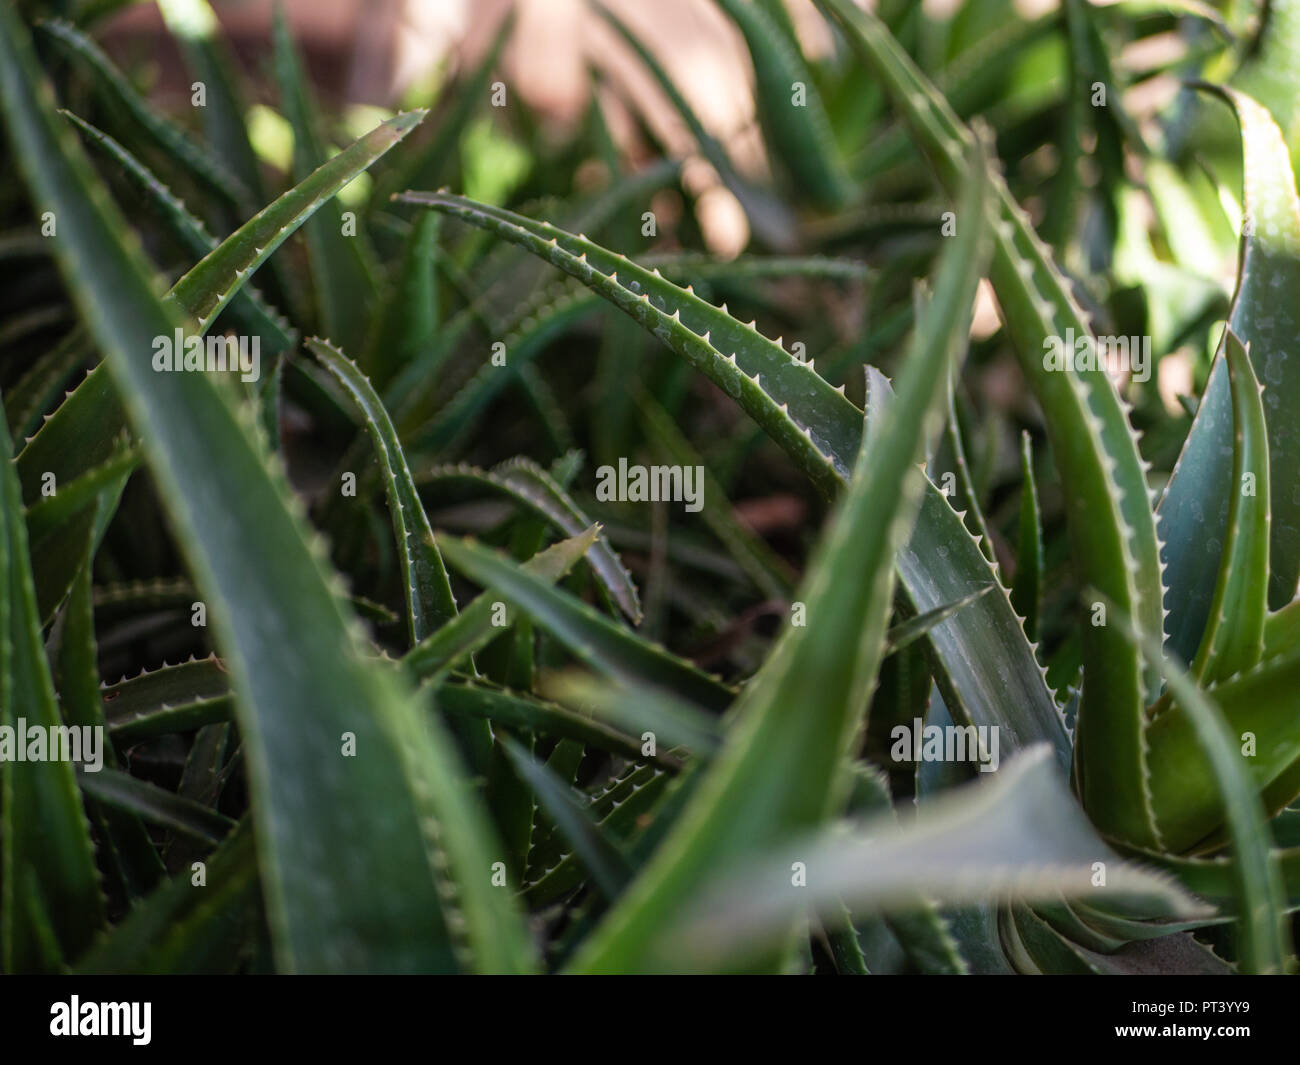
501, 737, 632, 902
568, 150, 990, 972
1160, 87, 1300, 655
405, 289, 600, 453
1188, 332, 1269, 684
307, 337, 458, 644
17, 107, 422, 619
1264, 599, 1300, 658
642, 747, 1208, 971
933, 371, 995, 562
1230, 0, 1300, 165
16, 106, 424, 504
869, 373, 1070, 767
1146, 642, 1300, 850
106, 666, 655, 769
405, 527, 597, 682
23, 442, 139, 545
711, 0, 853, 208
525, 767, 673, 907
23, 433, 134, 625
156, 0, 270, 211
437, 681, 656, 765
53, 557, 165, 899
364, 210, 440, 388
74, 821, 261, 975
77, 767, 236, 844
524, 736, 586, 881
0, 5, 534, 974
845, 764, 969, 975
171, 110, 423, 333
30, 466, 129, 628
397, 191, 1067, 767
542, 670, 724, 757
16, 367, 126, 505
62, 109, 295, 352
102, 658, 233, 741
0, 403, 105, 972
1109, 604, 1289, 973
884, 585, 993, 655
271, 4, 377, 354
418, 459, 641, 622
4, 325, 89, 440
437, 536, 735, 711
37, 18, 250, 209
818, 0, 1164, 850
399, 193, 857, 492
403, 250, 859, 456
1012, 432, 1043, 643
635, 390, 797, 599
1150, 848, 1300, 914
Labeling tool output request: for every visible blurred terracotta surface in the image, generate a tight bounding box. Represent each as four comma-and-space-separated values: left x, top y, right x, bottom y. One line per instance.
100, 0, 822, 255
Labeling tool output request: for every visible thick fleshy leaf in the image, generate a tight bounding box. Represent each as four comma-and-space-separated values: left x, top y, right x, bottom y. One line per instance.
417, 458, 641, 622
643, 748, 1208, 971
818, 0, 1165, 850
271, 5, 378, 354
398, 191, 1068, 769
0, 400, 104, 972
73, 822, 261, 975
405, 527, 599, 683
501, 737, 632, 902
0, 5, 533, 974
1188, 331, 1269, 684
1111, 605, 1289, 973
1160, 87, 1300, 650
711, 0, 853, 208
437, 536, 735, 712
1012, 432, 1043, 643
308, 338, 459, 644
37, 17, 250, 208
568, 147, 990, 972
17, 107, 428, 505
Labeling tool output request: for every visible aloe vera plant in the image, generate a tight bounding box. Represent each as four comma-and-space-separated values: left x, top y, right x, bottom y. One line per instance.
0, 0, 1298, 981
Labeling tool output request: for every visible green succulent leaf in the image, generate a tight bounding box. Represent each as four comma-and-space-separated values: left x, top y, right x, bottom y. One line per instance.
417, 458, 641, 622
711, 0, 853, 208
307, 337, 459, 645
271, 4, 379, 353
37, 17, 250, 209
568, 145, 990, 971
1108, 601, 1289, 973
0, 401, 104, 973
0, 4, 533, 974
73, 822, 261, 975
436, 536, 735, 712
501, 736, 632, 902
405, 526, 599, 683
1012, 432, 1043, 643
76, 767, 237, 843
817, 0, 1165, 851
398, 190, 1068, 768
1160, 87, 1300, 651
642, 747, 1209, 972
1188, 331, 1270, 685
